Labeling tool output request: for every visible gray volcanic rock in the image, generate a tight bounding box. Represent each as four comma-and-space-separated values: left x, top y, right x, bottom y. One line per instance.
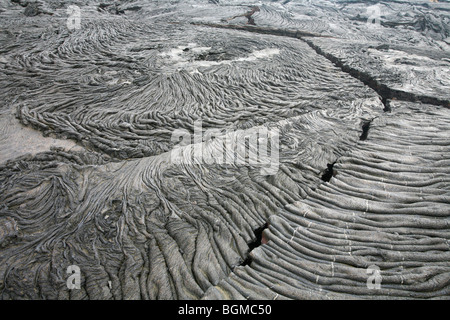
204, 101, 450, 299
0, 0, 449, 300
305, 37, 450, 107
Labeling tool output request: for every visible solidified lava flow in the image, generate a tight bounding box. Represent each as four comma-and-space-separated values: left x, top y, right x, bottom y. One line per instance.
0, 0, 449, 300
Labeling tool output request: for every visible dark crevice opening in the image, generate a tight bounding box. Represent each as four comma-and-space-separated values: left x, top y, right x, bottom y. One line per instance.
220, 6, 260, 26
382, 97, 391, 112
359, 120, 371, 141
239, 222, 268, 267
239, 256, 252, 267
193, 23, 448, 109
321, 162, 336, 182
303, 39, 450, 109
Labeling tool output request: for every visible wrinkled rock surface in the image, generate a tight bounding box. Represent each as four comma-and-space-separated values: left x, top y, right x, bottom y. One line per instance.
0, 0, 448, 299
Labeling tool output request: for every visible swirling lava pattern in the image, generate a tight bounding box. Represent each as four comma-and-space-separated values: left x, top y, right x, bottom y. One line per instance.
0, 0, 449, 299
8, 17, 377, 159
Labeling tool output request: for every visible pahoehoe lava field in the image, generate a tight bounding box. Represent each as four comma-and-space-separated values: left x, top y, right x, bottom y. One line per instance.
0, 0, 449, 300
